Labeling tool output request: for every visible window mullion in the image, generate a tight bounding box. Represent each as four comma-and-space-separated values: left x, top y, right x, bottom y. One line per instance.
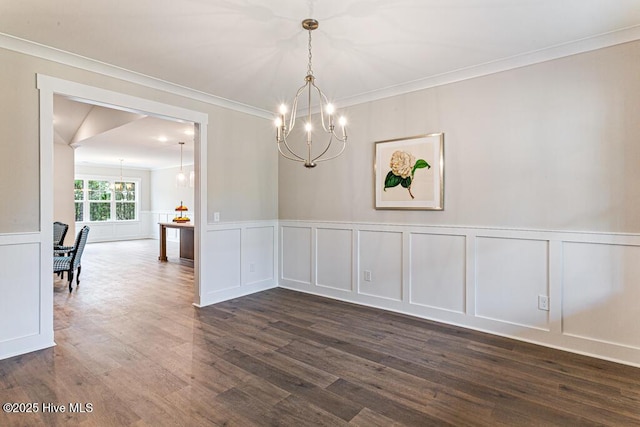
111, 179, 116, 221
83, 179, 89, 222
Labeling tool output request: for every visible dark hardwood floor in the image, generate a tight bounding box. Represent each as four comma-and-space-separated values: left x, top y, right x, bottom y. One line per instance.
1, 239, 640, 426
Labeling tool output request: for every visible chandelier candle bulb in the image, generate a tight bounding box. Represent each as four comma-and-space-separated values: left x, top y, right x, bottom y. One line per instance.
279, 105, 287, 130
275, 117, 282, 140
339, 116, 347, 139
327, 104, 335, 128
305, 122, 312, 144
326, 103, 335, 116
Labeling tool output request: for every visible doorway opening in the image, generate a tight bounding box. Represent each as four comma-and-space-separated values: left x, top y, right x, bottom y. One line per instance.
39, 75, 209, 346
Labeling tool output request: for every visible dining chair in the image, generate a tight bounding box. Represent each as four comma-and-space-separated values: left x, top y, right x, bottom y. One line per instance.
53, 221, 69, 248
53, 226, 90, 292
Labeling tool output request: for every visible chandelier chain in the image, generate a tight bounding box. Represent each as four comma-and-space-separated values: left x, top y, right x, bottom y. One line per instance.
307, 29, 313, 76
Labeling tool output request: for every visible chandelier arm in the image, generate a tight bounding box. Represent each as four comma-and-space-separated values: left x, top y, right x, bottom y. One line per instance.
279, 137, 306, 162
331, 128, 348, 142
312, 82, 332, 133
277, 142, 306, 162
310, 134, 335, 163
286, 82, 308, 135
313, 140, 347, 163
312, 127, 348, 163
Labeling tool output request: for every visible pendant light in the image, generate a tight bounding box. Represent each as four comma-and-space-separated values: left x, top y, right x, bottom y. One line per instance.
176, 142, 187, 187
114, 159, 124, 192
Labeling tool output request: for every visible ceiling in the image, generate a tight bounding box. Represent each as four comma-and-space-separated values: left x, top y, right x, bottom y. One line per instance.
54, 95, 194, 169
3, 1, 640, 168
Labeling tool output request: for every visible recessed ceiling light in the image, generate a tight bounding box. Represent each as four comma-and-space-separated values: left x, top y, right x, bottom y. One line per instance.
184, 129, 194, 136
158, 136, 168, 142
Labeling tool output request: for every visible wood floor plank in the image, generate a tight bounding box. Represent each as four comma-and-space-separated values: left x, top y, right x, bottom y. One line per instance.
250, 349, 340, 389
327, 378, 453, 426
348, 407, 405, 427
1, 239, 639, 426
269, 394, 350, 427
220, 349, 363, 421
277, 338, 497, 425
427, 335, 640, 419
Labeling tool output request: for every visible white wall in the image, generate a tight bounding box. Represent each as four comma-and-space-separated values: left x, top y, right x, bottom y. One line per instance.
279, 41, 640, 233
53, 143, 75, 245
278, 41, 640, 366
150, 164, 195, 215
145, 165, 195, 241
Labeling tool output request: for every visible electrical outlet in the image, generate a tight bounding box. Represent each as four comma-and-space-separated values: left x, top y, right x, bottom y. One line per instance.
249, 263, 255, 273
364, 270, 372, 282
214, 212, 220, 222
538, 295, 549, 311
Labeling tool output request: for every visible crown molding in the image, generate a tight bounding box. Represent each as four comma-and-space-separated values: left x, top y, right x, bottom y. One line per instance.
336, 25, 640, 108
0, 32, 273, 120
3, 25, 640, 116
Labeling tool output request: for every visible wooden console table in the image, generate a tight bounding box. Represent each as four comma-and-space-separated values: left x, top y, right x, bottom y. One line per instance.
158, 222, 194, 265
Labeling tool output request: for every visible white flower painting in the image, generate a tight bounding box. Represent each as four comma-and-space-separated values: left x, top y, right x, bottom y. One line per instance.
385, 150, 430, 199
375, 133, 444, 210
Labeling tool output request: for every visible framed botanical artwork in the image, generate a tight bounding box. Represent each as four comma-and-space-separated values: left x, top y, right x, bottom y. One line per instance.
375, 133, 444, 210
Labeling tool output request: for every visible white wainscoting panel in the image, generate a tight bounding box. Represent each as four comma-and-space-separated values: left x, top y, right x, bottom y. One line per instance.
281, 226, 312, 285
138, 211, 152, 239
76, 218, 154, 243
563, 242, 640, 349
243, 226, 275, 286
358, 230, 403, 301
409, 233, 466, 313
114, 222, 142, 239
0, 242, 41, 342
198, 221, 277, 307
279, 221, 640, 367
0, 233, 54, 361
203, 228, 242, 293
316, 228, 353, 292
475, 237, 550, 331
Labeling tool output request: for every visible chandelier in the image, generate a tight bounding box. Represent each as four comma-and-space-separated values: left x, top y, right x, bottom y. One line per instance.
113, 159, 132, 195
275, 19, 347, 168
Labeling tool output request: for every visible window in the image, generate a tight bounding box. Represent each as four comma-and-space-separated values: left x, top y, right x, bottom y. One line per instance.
74, 176, 139, 222
115, 181, 136, 220
88, 179, 112, 221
